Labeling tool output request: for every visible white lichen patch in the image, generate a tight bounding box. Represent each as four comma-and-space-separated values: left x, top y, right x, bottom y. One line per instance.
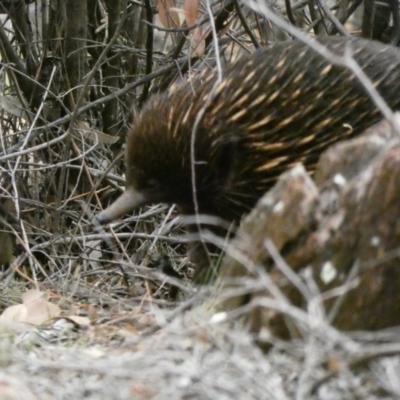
321, 261, 337, 284
210, 312, 227, 324
273, 201, 284, 214
333, 173, 346, 186
371, 236, 381, 247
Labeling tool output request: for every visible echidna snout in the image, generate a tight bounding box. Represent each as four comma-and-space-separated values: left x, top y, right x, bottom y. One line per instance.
93, 187, 147, 225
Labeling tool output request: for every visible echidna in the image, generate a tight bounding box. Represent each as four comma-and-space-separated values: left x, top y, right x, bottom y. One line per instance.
94, 36, 400, 277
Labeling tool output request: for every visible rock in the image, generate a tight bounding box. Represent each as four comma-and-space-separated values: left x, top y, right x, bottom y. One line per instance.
218, 116, 400, 341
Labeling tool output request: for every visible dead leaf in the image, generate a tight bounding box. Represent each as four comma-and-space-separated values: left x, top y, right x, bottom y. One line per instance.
219, 16, 233, 36
0, 96, 27, 119
190, 27, 206, 57
157, 0, 180, 28
184, 0, 206, 57
65, 315, 91, 327
0, 289, 61, 329
184, 0, 199, 27
0, 376, 35, 400
75, 121, 120, 145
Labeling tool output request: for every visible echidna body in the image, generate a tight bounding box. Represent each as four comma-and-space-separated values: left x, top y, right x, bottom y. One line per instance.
95, 37, 400, 268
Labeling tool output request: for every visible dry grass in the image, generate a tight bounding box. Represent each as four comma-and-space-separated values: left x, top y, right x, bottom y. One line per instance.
1, 278, 400, 399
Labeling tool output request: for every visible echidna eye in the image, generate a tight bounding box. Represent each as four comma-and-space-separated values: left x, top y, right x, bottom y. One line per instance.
146, 179, 161, 191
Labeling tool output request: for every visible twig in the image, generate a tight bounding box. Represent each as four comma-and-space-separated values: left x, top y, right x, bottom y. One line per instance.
234, 0, 260, 48
140, 0, 154, 105
316, 0, 349, 36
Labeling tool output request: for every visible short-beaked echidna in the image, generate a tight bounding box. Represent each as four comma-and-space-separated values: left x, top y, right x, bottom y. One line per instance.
94, 36, 400, 275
